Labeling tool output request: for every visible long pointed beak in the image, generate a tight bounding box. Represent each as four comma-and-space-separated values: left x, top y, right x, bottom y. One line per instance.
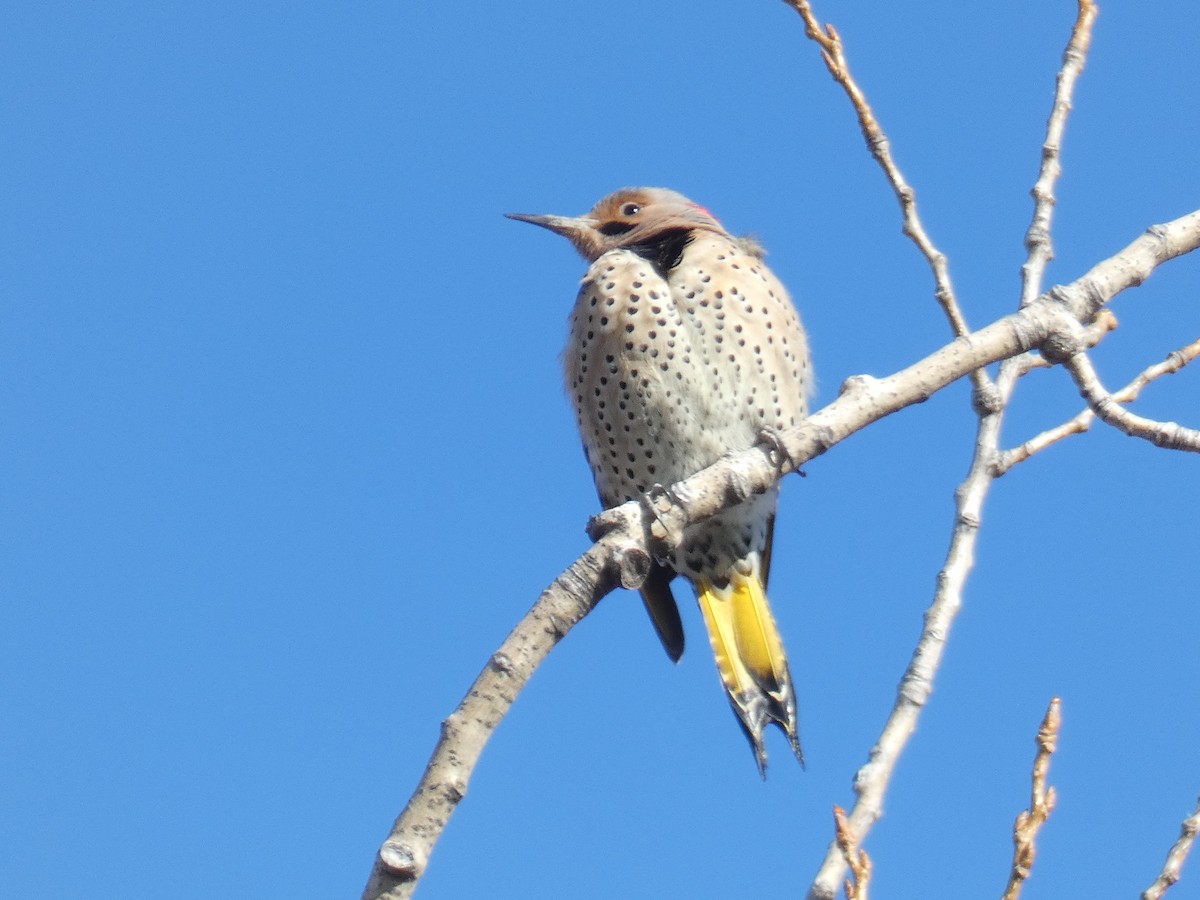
504, 212, 595, 239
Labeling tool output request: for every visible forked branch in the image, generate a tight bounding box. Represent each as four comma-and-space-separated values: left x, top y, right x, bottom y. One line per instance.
1063, 351, 1200, 451
799, 3, 1101, 896
996, 337, 1200, 473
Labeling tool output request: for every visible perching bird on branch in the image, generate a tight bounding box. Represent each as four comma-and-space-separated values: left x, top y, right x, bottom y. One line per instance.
508, 187, 811, 775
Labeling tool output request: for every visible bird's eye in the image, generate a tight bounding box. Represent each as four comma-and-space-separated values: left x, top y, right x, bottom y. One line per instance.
620, 203, 641, 217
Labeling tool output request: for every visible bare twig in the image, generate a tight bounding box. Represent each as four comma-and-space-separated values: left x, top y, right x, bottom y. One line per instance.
1021, 0, 1099, 308
1006, 0, 1103, 404
995, 336, 1200, 474
833, 806, 871, 900
1143, 798, 1200, 900
806, 392, 995, 898
779, 0, 979, 381
1000, 699, 1062, 900
1063, 351, 1200, 452
364, 210, 1200, 900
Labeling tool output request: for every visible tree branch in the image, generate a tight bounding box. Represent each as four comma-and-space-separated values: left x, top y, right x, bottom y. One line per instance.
778, 0, 992, 406
1143, 797, 1200, 900
1021, 0, 1099, 308
805, 4, 1097, 895
833, 806, 872, 900
1000, 699, 1062, 900
995, 336, 1200, 474
361, 210, 1200, 900
1062, 351, 1200, 451
361, 546, 614, 900
1057, 211, 1200, 319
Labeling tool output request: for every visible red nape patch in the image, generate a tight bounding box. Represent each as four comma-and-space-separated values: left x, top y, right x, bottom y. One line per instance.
686, 202, 720, 223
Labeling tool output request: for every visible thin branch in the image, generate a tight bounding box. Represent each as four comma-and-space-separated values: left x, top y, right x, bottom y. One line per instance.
1010, 0, 1102, 385
364, 211, 1200, 900
807, 395, 996, 898
833, 806, 871, 900
995, 336, 1200, 474
779, 0, 981, 387
1063, 351, 1200, 452
1142, 798, 1200, 900
1021, 0, 1099, 308
1001, 699, 1062, 900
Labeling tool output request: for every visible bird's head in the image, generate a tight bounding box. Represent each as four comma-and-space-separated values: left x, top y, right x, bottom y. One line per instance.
507, 187, 728, 262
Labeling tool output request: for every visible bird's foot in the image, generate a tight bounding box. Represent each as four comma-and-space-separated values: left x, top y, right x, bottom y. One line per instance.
639, 483, 686, 559
757, 427, 804, 477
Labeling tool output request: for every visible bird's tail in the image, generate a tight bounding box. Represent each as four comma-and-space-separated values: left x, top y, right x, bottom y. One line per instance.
696, 555, 802, 776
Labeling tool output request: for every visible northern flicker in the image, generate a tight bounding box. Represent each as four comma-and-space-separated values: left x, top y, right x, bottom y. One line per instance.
508, 187, 811, 774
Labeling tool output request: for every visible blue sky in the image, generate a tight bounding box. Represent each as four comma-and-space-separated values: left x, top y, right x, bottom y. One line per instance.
3, 2, 1199, 898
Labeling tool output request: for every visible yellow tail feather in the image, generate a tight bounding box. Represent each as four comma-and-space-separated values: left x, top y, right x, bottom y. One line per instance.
696, 558, 802, 775
729, 570, 787, 692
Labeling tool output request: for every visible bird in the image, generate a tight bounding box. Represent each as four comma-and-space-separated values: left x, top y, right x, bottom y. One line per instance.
507, 187, 812, 775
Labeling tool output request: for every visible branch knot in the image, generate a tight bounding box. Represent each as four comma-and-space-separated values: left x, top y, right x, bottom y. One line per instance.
1039, 321, 1086, 363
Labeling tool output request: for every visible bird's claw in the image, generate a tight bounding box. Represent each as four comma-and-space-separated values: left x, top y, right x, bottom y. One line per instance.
757, 427, 804, 476
640, 483, 685, 556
